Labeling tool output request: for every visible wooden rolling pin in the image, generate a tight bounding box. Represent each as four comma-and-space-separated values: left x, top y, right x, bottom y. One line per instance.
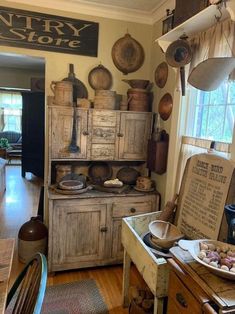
158, 193, 178, 222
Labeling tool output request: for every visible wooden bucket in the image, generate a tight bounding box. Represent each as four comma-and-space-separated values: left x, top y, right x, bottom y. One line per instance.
128, 88, 149, 112
50, 80, 73, 106
94, 90, 116, 109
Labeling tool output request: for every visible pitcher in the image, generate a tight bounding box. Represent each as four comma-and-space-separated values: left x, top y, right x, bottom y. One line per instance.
50, 80, 73, 106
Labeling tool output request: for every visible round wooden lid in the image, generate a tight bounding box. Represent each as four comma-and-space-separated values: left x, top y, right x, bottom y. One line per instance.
112, 33, 145, 75
88, 64, 113, 90
155, 62, 168, 88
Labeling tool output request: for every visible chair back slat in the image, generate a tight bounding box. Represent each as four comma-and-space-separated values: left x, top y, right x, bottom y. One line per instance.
6, 253, 47, 314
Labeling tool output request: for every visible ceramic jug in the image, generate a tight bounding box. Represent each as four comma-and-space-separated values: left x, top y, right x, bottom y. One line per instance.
50, 80, 73, 106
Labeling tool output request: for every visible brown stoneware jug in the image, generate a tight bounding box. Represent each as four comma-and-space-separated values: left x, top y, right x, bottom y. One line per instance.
18, 216, 48, 263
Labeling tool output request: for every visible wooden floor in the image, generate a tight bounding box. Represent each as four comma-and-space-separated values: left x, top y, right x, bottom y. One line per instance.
0, 165, 145, 313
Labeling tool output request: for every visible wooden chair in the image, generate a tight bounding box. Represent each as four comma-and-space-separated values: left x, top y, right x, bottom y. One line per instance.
6, 253, 47, 314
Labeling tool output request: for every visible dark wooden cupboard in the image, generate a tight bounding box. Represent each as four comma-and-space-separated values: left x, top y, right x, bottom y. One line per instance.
21, 92, 45, 179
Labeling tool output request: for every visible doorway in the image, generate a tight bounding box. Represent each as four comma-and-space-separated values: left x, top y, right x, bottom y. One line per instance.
0, 52, 45, 179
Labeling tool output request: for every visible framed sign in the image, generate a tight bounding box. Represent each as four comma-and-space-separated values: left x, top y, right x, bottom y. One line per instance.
0, 6, 99, 56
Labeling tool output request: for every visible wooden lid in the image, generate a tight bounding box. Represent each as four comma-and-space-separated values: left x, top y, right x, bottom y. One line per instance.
112, 33, 145, 75
155, 62, 168, 88
88, 64, 113, 90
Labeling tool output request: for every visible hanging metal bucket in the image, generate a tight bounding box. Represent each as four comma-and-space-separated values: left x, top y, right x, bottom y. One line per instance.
188, 57, 235, 91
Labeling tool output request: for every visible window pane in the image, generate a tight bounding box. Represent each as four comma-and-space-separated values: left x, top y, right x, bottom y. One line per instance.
186, 80, 234, 143
207, 106, 225, 140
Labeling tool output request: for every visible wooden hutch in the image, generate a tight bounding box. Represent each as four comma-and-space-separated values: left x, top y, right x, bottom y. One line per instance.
47, 105, 160, 272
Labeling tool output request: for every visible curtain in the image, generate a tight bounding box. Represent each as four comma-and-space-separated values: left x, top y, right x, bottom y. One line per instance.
0, 91, 22, 132
175, 136, 231, 193
189, 18, 235, 79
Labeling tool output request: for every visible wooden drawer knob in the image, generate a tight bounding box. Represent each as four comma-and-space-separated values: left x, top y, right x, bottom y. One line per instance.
130, 207, 136, 213
100, 226, 108, 232
82, 131, 89, 136
176, 293, 188, 308
117, 133, 124, 137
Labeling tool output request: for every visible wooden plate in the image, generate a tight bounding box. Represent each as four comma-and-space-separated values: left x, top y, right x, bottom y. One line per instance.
88, 162, 112, 184
58, 179, 84, 190
112, 33, 145, 75
53, 185, 93, 195
116, 167, 140, 185
154, 62, 168, 88
88, 64, 113, 90
158, 93, 173, 121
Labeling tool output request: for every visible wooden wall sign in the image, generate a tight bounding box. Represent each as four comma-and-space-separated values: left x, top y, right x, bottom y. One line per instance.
176, 153, 235, 241
0, 6, 99, 56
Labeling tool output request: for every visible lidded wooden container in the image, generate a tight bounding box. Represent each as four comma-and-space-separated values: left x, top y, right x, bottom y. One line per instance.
127, 88, 150, 112
94, 90, 116, 109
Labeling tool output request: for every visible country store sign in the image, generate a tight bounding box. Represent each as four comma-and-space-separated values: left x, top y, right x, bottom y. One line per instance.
0, 6, 99, 56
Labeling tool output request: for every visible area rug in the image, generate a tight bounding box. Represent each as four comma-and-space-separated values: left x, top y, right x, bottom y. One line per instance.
41, 279, 109, 314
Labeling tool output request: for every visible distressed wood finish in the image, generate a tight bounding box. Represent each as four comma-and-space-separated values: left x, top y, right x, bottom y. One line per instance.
0, 238, 14, 314
90, 110, 117, 160
118, 112, 152, 160
48, 193, 159, 272
50, 106, 89, 159
168, 248, 235, 313
49, 107, 152, 161
122, 212, 169, 314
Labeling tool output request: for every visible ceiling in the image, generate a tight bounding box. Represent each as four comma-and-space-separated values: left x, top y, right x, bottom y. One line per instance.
1, 0, 172, 69
70, 0, 165, 13
0, 53, 45, 71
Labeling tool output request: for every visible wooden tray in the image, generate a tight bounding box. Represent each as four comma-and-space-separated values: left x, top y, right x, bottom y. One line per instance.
92, 184, 130, 194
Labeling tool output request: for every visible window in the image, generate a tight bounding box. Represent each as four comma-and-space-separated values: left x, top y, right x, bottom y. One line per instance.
0, 91, 22, 132
186, 80, 235, 143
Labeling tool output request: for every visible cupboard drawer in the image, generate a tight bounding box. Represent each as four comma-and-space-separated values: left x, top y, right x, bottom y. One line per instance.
168, 271, 201, 314
92, 110, 117, 127
112, 201, 152, 218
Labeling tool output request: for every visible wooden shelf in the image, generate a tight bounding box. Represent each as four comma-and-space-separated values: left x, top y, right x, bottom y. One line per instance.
156, 3, 232, 52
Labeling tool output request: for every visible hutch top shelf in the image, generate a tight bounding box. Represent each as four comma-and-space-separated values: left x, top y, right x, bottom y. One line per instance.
156, 2, 235, 52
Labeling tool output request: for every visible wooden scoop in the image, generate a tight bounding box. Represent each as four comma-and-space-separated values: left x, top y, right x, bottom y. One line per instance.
158, 193, 178, 222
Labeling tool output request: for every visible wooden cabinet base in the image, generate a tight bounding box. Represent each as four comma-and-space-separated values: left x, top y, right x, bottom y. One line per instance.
48, 192, 159, 272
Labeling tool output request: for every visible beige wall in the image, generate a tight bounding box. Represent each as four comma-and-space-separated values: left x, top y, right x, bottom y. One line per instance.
0, 1, 153, 99
0, 67, 44, 89
150, 18, 181, 208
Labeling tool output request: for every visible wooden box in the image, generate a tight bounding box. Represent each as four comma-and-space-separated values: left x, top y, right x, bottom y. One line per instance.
147, 139, 169, 175
174, 0, 209, 27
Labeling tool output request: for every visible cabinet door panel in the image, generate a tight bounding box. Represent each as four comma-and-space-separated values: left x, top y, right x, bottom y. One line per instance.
52, 201, 107, 265
118, 112, 152, 160
51, 108, 88, 159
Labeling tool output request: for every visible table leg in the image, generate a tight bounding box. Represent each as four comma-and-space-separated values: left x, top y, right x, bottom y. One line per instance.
122, 249, 131, 308
154, 296, 164, 314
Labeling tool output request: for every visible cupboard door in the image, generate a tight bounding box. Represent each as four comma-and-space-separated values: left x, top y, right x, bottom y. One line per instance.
118, 112, 152, 160
52, 201, 107, 266
51, 107, 88, 159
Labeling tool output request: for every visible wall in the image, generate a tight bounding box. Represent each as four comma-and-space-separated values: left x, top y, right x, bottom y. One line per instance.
0, 67, 44, 89
150, 17, 181, 208
0, 1, 153, 98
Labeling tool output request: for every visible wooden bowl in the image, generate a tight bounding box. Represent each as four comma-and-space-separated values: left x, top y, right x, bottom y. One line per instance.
149, 220, 184, 249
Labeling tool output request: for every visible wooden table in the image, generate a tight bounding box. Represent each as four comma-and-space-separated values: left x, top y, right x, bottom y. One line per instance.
122, 212, 169, 314
0, 239, 14, 314
168, 246, 235, 313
